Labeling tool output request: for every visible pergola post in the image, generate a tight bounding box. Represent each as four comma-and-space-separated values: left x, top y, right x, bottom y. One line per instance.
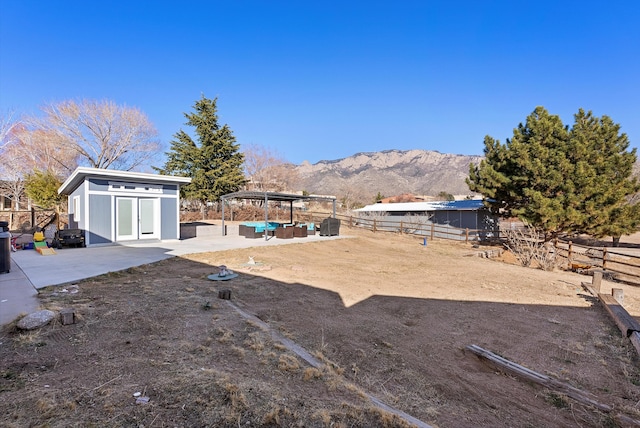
264, 193, 269, 241
289, 201, 293, 224
221, 197, 226, 236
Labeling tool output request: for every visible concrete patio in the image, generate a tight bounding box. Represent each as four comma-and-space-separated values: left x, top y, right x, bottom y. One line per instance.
0, 227, 346, 326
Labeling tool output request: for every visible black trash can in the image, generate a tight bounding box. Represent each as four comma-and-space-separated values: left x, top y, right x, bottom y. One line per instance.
0, 221, 10, 273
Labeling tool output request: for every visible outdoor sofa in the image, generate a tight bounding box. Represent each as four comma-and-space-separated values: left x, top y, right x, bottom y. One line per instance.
239, 222, 280, 239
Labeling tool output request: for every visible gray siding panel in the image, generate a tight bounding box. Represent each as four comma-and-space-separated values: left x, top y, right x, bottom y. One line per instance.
460, 211, 477, 230
88, 179, 110, 191
68, 183, 85, 229
161, 197, 177, 239
162, 185, 178, 196
88, 195, 112, 244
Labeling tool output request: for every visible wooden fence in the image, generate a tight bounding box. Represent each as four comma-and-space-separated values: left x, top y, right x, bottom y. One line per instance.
299, 211, 497, 244
0, 209, 61, 233
555, 240, 640, 285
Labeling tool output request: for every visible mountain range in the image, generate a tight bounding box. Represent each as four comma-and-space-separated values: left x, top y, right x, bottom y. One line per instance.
294, 149, 483, 199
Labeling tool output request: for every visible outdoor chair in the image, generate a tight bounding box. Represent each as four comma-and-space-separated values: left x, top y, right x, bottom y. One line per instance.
244, 227, 264, 239
293, 224, 308, 238
275, 225, 294, 239
306, 222, 316, 235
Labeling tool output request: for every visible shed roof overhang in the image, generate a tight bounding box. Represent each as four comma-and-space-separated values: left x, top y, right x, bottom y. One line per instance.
58, 167, 192, 195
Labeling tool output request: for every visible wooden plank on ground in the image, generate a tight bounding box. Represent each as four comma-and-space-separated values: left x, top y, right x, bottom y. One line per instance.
466, 344, 640, 425
465, 344, 611, 412
630, 332, 640, 356
580, 281, 597, 296
598, 293, 640, 337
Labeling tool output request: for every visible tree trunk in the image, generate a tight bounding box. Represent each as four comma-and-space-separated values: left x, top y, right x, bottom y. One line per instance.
612, 236, 620, 247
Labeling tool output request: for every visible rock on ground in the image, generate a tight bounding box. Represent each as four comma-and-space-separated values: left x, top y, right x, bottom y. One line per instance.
17, 310, 56, 330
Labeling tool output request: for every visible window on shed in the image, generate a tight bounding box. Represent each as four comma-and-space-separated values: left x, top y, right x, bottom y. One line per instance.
73, 196, 81, 222
108, 181, 162, 194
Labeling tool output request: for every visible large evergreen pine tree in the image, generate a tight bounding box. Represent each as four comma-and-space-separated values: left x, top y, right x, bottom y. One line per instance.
569, 109, 639, 244
467, 107, 576, 239
158, 95, 245, 205
467, 106, 639, 243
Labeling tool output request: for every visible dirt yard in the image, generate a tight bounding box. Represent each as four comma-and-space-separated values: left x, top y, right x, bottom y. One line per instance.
1, 227, 640, 427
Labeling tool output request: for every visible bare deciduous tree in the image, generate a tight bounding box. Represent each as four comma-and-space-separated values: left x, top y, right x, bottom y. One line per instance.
243, 144, 299, 192
338, 182, 368, 211
35, 99, 160, 171
0, 109, 19, 153
0, 111, 26, 210
0, 141, 29, 210
12, 125, 78, 177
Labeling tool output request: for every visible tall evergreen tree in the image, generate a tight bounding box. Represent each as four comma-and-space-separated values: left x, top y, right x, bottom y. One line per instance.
157, 96, 245, 205
569, 109, 639, 244
467, 106, 639, 243
467, 107, 575, 239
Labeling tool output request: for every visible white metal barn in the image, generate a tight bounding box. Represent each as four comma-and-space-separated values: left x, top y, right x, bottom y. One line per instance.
355, 199, 499, 238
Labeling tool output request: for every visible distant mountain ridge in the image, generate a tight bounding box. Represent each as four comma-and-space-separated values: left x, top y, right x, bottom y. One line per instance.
295, 149, 483, 198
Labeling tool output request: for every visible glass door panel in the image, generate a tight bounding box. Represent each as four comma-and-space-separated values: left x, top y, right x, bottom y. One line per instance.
116, 198, 136, 240
139, 199, 157, 237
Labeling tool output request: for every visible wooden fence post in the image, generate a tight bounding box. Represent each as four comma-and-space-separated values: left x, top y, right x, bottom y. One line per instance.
592, 271, 602, 293
373, 219, 377, 232
399, 221, 403, 234
602, 247, 608, 270
568, 241, 573, 265
349, 216, 353, 227
465, 228, 469, 244
612, 288, 624, 305
430, 223, 435, 241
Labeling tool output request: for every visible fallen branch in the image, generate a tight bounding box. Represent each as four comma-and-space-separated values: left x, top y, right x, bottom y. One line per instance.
466, 344, 640, 425
90, 374, 123, 392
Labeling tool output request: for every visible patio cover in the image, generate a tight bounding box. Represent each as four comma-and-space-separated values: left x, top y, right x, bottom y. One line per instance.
220, 191, 337, 239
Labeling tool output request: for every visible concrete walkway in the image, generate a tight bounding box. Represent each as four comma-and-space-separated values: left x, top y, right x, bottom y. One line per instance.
0, 232, 344, 326
0, 258, 40, 326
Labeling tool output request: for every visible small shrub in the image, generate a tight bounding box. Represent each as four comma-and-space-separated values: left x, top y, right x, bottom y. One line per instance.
277, 354, 300, 372
503, 225, 557, 270
545, 392, 569, 409
303, 367, 323, 381
216, 327, 233, 343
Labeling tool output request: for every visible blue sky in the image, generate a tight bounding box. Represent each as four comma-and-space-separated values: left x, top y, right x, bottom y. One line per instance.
1, 1, 639, 166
